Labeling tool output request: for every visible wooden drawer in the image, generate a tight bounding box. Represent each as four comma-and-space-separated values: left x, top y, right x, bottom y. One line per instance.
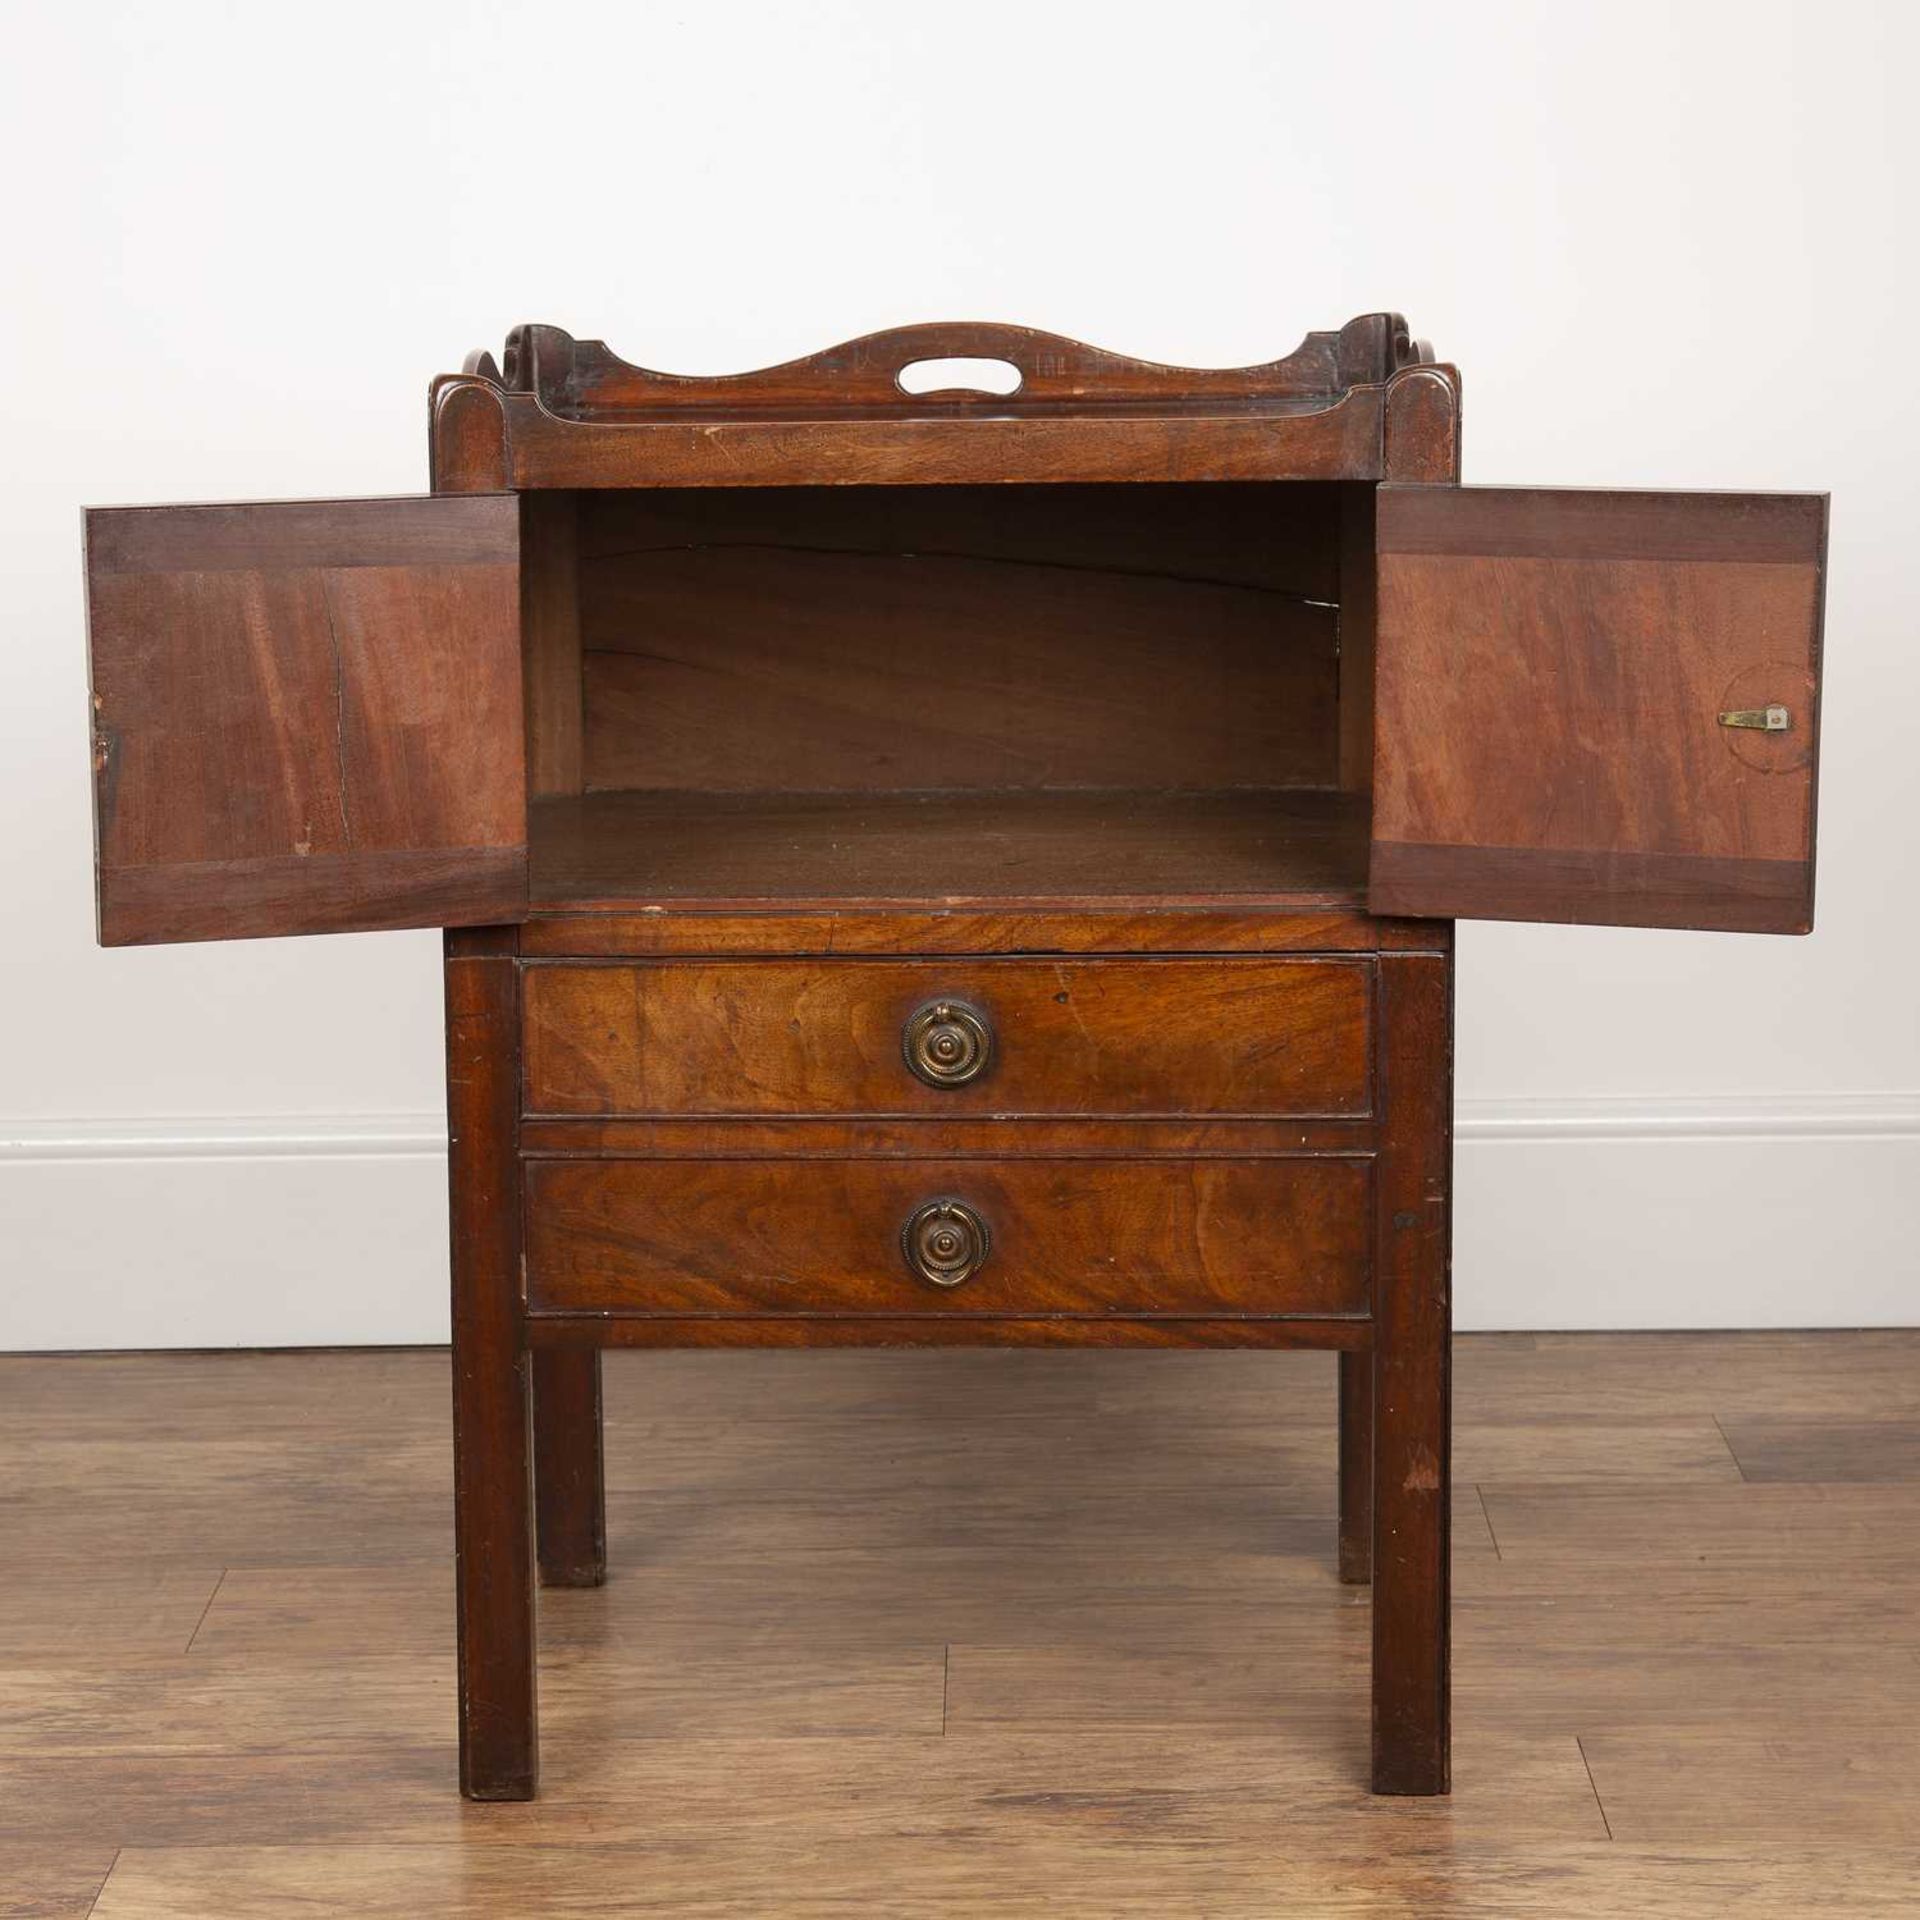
521, 958, 1371, 1118
524, 1157, 1370, 1318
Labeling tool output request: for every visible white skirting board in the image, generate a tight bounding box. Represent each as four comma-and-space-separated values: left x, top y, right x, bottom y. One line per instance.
2, 1097, 1915, 1349
1452, 1095, 1919, 1332
1, 1118, 451, 1351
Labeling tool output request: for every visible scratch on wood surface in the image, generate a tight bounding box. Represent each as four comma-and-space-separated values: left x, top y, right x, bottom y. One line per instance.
1052, 963, 1099, 1053
91, 713, 121, 839
1402, 1444, 1442, 1494
319, 574, 355, 849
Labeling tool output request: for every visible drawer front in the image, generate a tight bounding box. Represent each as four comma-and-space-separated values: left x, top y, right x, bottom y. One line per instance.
522, 958, 1371, 1118
524, 1157, 1370, 1318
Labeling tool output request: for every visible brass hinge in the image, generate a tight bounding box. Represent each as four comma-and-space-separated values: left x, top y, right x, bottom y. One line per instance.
1718, 705, 1791, 732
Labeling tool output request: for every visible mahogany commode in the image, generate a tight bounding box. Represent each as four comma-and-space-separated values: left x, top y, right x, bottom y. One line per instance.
80, 315, 1827, 1799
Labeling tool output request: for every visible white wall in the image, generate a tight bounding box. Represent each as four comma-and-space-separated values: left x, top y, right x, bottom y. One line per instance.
2, 0, 1915, 1346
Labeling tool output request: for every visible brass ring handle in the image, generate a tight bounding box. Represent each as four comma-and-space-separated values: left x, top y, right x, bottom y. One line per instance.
902, 1200, 991, 1288
902, 999, 993, 1088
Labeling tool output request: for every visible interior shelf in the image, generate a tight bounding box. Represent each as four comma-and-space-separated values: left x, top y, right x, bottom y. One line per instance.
527, 788, 1370, 913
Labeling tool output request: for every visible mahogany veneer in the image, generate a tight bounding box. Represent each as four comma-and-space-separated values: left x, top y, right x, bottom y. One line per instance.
525, 1156, 1372, 1319
79, 313, 1827, 1807
521, 958, 1374, 1118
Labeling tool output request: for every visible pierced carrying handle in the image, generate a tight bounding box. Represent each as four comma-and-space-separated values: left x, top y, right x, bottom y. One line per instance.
847, 322, 1111, 404
502, 319, 1397, 414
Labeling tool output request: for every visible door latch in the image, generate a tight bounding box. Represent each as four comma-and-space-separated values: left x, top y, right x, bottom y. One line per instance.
1717, 705, 1791, 732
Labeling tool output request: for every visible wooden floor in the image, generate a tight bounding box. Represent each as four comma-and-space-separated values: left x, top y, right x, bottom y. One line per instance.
6, 1334, 1920, 1917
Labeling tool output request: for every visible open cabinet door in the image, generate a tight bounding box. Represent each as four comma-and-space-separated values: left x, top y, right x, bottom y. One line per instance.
86, 495, 525, 944
1370, 487, 1826, 933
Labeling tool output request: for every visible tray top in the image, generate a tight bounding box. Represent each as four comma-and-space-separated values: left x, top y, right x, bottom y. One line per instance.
470, 314, 1434, 423
429, 316, 1456, 492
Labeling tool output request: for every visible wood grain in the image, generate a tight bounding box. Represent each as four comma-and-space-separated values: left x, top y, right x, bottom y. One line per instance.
521, 957, 1372, 1119
577, 482, 1344, 598
0, 1845, 115, 1920
2, 1731, 1584, 1851
1478, 1482, 1920, 1575
1335, 482, 1377, 789
525, 1157, 1371, 1319
85, 494, 526, 945
1369, 951, 1453, 1794
580, 543, 1338, 794
1370, 841, 1814, 935
1579, 1726, 1920, 1846
0, 1565, 222, 1658
1337, 1348, 1373, 1584
520, 490, 583, 797
86, 1840, 1920, 1920
8, 1334, 1920, 1914
429, 377, 512, 493
519, 905, 1447, 958
1380, 364, 1462, 485
526, 1315, 1374, 1351
498, 395, 1391, 490
575, 482, 1349, 803
527, 788, 1371, 911
1458, 1329, 1920, 1422
1716, 1417, 1920, 1483
507, 315, 1419, 412
98, 847, 528, 946
478, 318, 1430, 489
517, 1117, 1375, 1158
445, 930, 537, 1799
1371, 486, 1826, 933
0, 1646, 939, 1756
531, 1349, 605, 1589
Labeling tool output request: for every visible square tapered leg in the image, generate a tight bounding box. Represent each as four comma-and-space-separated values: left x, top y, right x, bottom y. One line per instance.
534, 1348, 607, 1588
447, 931, 538, 1801
1369, 951, 1452, 1796
1338, 1349, 1373, 1584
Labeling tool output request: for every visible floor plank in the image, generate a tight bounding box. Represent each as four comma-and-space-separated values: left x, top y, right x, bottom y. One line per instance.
0, 1645, 940, 1756
7, 1333, 1920, 1916
0, 1564, 222, 1658
1582, 1724, 1920, 1845
0, 1846, 118, 1920
948, 1638, 1920, 1735
1453, 1417, 1741, 1484
0, 1729, 1593, 1849
88, 1838, 1920, 1918
192, 1551, 1378, 1659
1478, 1483, 1920, 1574
1717, 1416, 1920, 1483
1453, 1563, 1920, 1651
1458, 1331, 1920, 1422
0, 1350, 447, 1444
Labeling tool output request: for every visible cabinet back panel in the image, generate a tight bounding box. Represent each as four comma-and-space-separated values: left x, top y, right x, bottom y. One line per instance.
574, 484, 1342, 793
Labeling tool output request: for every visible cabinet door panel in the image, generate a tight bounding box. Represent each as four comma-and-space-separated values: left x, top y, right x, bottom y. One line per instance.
1370, 487, 1825, 933
86, 495, 526, 944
